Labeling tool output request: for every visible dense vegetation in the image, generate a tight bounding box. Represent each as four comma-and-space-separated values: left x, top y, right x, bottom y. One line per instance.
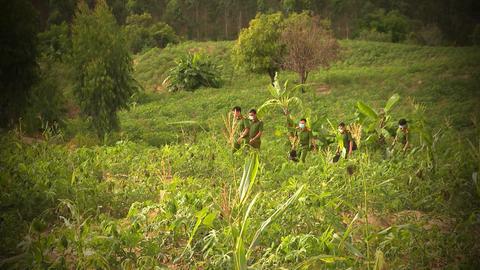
1, 38, 479, 268
1, 1, 480, 269
33, 0, 480, 45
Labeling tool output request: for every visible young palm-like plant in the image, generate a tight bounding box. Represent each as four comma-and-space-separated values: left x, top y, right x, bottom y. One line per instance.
259, 73, 304, 149
258, 73, 304, 118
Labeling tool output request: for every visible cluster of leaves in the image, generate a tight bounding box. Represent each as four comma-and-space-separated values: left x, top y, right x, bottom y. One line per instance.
125, 12, 179, 54
233, 12, 340, 85
72, 0, 138, 136
164, 53, 222, 92
358, 9, 411, 43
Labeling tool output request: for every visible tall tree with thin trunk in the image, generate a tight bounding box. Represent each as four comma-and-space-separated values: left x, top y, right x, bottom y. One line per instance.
72, 0, 138, 136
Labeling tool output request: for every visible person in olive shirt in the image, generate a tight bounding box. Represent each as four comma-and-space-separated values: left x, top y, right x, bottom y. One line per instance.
392, 118, 410, 152
336, 122, 354, 159
232, 106, 250, 151
295, 118, 313, 163
247, 109, 263, 149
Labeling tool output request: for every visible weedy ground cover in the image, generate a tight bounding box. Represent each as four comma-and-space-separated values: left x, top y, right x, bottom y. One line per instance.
1, 40, 479, 269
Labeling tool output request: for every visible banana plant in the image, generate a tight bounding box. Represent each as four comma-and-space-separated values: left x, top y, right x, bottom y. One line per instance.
258, 73, 304, 118
258, 73, 304, 148
355, 93, 400, 145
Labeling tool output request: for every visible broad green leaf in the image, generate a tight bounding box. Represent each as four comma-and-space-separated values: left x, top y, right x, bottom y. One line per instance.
384, 93, 400, 113
356, 101, 379, 120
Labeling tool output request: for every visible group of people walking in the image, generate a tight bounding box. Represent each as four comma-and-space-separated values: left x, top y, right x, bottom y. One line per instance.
231, 106, 410, 163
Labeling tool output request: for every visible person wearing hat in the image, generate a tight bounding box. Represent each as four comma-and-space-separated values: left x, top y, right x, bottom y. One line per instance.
392, 119, 410, 152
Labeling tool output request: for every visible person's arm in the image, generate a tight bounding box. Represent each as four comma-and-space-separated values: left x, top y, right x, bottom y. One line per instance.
250, 122, 263, 142
240, 127, 249, 138
250, 131, 262, 143
392, 132, 398, 147
308, 130, 315, 149
348, 140, 353, 155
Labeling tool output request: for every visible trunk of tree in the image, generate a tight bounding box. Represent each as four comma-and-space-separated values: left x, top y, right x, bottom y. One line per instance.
299, 70, 308, 93
195, 3, 200, 40
268, 69, 276, 85
224, 6, 228, 39
238, 9, 242, 33
346, 22, 349, 40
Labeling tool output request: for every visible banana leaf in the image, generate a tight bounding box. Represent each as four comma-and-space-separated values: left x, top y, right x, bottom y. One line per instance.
356, 101, 379, 120
384, 93, 400, 113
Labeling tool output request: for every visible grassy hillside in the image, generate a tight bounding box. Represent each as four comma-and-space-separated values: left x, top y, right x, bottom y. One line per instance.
124, 40, 480, 146
1, 40, 479, 269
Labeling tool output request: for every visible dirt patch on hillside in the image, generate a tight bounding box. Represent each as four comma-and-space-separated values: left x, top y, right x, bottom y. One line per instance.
314, 84, 331, 95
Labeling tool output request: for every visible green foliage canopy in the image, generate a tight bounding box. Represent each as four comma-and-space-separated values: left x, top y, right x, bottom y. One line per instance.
72, 0, 138, 136
233, 13, 285, 83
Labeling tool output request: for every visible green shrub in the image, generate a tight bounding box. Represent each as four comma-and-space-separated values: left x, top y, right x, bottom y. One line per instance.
357, 28, 391, 42
358, 9, 411, 43
125, 12, 179, 53
164, 53, 222, 92
24, 68, 67, 133
72, 1, 138, 136
38, 22, 71, 61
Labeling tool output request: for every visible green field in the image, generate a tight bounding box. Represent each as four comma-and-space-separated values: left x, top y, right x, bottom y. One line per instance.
1, 40, 480, 269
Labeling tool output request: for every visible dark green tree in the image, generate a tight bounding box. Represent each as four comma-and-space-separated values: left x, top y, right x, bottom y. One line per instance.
0, 0, 39, 128
72, 0, 138, 136
233, 13, 285, 84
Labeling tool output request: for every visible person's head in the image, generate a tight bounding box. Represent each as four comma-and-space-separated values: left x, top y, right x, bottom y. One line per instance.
398, 119, 408, 131
248, 109, 257, 121
338, 122, 346, 133
232, 106, 242, 118
299, 118, 307, 129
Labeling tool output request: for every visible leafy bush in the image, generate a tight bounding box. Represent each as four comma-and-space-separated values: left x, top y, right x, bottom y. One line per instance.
72, 1, 138, 136
358, 9, 411, 43
164, 53, 222, 92
357, 28, 391, 42
38, 22, 71, 61
24, 66, 67, 133
125, 12, 179, 53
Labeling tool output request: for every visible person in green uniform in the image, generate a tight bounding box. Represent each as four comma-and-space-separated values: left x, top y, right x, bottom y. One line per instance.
336, 122, 354, 159
232, 106, 250, 151
392, 119, 410, 152
295, 118, 313, 162
247, 109, 263, 149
